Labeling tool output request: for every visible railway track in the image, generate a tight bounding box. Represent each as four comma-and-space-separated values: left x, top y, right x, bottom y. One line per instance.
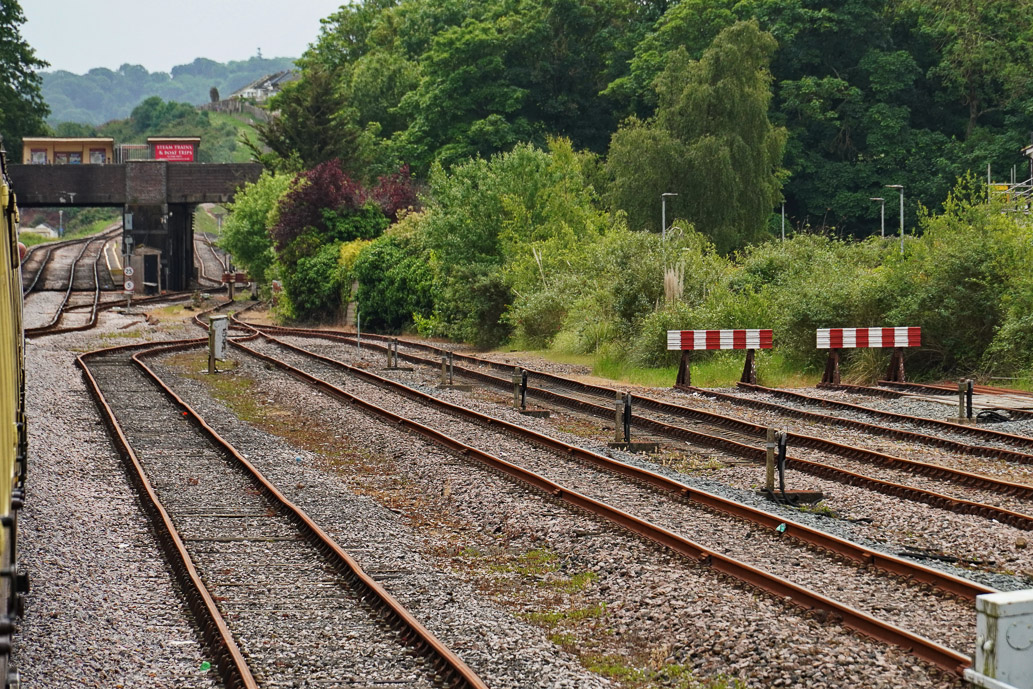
237, 323, 1033, 533
78, 339, 487, 689
189, 326, 980, 676
24, 231, 108, 337
195, 231, 231, 288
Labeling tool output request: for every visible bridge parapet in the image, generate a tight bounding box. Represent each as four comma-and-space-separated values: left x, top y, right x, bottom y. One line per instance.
7, 162, 263, 207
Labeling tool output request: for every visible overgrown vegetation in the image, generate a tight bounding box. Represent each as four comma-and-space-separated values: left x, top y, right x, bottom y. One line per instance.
207, 0, 1033, 384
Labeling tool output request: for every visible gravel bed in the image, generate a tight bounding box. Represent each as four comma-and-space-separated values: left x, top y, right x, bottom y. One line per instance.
14, 309, 217, 687
22, 291, 65, 330
150, 347, 610, 688
305, 335, 1032, 591
246, 336, 977, 655
154, 334, 969, 687
92, 348, 444, 687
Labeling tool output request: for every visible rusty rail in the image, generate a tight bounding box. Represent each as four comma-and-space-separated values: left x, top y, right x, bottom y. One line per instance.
83, 337, 488, 688
77, 339, 256, 689
718, 382, 1033, 464
800, 383, 1033, 447
243, 324, 1033, 530
226, 332, 975, 676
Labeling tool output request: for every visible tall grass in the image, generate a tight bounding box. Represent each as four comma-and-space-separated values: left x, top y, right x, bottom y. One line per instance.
501, 346, 821, 389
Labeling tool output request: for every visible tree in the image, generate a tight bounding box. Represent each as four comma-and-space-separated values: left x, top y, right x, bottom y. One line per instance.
219, 171, 292, 284
0, 0, 50, 150
905, 0, 1033, 138
608, 20, 786, 252
255, 65, 370, 171
209, 86, 220, 102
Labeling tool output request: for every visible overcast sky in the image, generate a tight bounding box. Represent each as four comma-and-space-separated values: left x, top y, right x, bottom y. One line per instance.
20, 0, 345, 74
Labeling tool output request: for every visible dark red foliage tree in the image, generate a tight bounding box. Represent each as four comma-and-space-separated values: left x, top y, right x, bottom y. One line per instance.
370, 165, 422, 222
271, 159, 368, 252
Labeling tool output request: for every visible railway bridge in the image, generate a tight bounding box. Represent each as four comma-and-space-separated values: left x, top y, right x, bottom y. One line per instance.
7, 160, 262, 290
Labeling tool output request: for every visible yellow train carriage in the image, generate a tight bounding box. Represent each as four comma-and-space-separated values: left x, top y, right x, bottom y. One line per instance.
0, 138, 28, 687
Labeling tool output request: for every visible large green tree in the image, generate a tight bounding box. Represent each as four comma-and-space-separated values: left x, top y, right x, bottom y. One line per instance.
608, 20, 786, 252
219, 171, 292, 284
0, 0, 49, 151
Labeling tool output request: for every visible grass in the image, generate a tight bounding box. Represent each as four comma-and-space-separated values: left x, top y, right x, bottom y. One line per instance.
193, 205, 227, 236
495, 346, 822, 389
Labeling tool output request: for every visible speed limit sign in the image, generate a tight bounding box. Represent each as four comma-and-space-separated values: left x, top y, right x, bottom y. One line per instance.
124, 266, 134, 277
124, 279, 135, 292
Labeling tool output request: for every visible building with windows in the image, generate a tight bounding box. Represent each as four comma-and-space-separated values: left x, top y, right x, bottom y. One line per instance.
22, 137, 115, 165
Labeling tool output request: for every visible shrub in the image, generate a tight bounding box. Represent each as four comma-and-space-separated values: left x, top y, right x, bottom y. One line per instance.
281, 242, 347, 322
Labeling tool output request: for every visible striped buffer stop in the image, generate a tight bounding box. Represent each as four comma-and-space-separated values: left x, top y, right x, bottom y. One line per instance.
816, 327, 921, 384
667, 329, 774, 351
667, 329, 773, 386
816, 327, 921, 349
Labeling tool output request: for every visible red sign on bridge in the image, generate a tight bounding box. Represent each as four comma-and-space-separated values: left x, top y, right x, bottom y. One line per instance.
153, 143, 195, 162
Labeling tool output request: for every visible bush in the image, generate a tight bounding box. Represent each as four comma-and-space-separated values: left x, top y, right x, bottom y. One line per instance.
353, 235, 434, 332
281, 242, 347, 322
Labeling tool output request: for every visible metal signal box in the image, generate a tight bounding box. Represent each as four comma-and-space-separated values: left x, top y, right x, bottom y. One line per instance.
965, 590, 1033, 689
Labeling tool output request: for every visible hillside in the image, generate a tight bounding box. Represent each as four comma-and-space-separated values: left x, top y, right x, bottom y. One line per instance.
42, 56, 296, 125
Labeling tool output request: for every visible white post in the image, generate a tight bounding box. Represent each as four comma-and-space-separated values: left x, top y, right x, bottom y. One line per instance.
781, 203, 785, 242
898, 187, 904, 254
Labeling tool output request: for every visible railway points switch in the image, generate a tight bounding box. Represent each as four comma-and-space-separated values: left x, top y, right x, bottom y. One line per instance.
965, 589, 1033, 689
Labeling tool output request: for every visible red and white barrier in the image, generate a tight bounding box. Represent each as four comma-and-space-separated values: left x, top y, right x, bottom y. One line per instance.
667, 329, 773, 351
816, 327, 920, 349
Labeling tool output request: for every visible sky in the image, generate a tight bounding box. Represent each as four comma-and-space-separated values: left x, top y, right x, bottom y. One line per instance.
19, 0, 346, 74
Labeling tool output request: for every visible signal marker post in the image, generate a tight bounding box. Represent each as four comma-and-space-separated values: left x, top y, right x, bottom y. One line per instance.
123, 265, 134, 309
208, 315, 228, 374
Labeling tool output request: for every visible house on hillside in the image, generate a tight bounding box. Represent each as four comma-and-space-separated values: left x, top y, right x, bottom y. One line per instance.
229, 70, 298, 103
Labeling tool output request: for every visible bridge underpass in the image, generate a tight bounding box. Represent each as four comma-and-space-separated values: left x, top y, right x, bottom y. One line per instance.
8, 161, 263, 291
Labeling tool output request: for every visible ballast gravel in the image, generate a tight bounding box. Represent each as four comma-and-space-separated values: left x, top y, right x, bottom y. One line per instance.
16, 319, 219, 687
152, 340, 960, 688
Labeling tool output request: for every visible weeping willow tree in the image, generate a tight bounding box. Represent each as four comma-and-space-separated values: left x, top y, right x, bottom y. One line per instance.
607, 19, 786, 253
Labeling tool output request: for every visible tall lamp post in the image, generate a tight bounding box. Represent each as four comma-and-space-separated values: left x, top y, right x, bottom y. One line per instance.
885, 184, 904, 254
869, 197, 885, 237
661, 192, 678, 240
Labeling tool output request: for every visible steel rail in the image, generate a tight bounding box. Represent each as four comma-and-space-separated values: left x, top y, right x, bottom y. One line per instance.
194, 232, 226, 286
798, 383, 1033, 447
25, 234, 98, 336
880, 379, 1033, 399
245, 332, 996, 600
22, 226, 121, 296
21, 247, 52, 295
719, 382, 1033, 464
129, 339, 489, 689
243, 324, 1033, 530
25, 234, 107, 337
225, 333, 974, 676
76, 339, 257, 689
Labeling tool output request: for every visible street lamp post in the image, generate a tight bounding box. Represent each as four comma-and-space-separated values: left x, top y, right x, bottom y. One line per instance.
885, 185, 904, 253
661, 192, 678, 240
869, 197, 885, 237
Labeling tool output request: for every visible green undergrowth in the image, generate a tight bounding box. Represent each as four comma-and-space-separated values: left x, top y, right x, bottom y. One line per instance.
495, 346, 822, 389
